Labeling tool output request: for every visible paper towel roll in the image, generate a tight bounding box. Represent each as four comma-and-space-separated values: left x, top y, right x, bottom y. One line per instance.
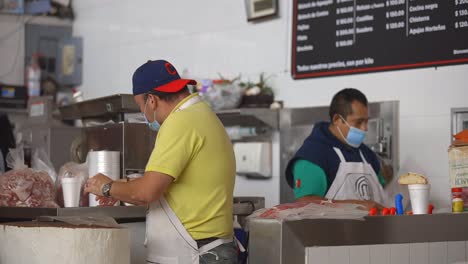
87, 151, 120, 207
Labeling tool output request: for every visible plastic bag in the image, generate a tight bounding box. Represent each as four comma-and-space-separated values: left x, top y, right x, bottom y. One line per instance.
56, 162, 89, 207
246, 200, 368, 224
5, 148, 27, 171
32, 148, 57, 182
199, 80, 244, 111
0, 147, 58, 208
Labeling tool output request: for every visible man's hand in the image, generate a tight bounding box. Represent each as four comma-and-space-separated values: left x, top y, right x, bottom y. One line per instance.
95, 196, 119, 206
84, 173, 113, 197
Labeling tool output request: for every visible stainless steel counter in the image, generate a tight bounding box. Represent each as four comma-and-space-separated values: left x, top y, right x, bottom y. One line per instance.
0, 196, 264, 223
0, 206, 147, 222
249, 213, 468, 264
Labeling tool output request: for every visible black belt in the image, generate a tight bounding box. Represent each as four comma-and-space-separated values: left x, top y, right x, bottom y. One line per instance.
196, 237, 219, 247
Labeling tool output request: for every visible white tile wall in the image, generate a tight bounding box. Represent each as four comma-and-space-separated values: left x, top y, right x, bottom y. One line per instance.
390, 244, 410, 264
350, 245, 370, 264
429, 242, 448, 264
71, 1, 468, 208
307, 242, 468, 264
307, 247, 329, 264
369, 244, 391, 264
328, 246, 350, 264
447, 241, 466, 264
410, 243, 429, 264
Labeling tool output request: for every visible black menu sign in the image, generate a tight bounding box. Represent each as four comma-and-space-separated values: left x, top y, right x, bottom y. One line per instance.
291, 0, 468, 79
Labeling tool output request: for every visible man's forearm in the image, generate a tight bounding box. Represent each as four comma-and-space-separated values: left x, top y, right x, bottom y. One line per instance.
109, 179, 149, 205
106, 171, 173, 205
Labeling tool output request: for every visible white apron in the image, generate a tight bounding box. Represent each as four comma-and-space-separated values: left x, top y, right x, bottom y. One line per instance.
325, 147, 390, 207
145, 197, 233, 264
145, 95, 233, 264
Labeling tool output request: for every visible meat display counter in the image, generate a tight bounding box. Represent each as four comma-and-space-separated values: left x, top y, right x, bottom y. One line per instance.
249, 213, 468, 264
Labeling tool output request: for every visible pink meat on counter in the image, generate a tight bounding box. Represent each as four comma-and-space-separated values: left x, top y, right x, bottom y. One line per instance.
0, 169, 58, 208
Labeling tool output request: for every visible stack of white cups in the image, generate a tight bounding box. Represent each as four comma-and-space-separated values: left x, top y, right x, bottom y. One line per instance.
87, 150, 120, 207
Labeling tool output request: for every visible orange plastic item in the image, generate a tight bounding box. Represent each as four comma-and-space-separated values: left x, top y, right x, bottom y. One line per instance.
454, 130, 468, 142
368, 207, 378, 216
406, 211, 413, 215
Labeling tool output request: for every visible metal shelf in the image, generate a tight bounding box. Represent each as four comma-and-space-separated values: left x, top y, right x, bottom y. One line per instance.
59, 94, 139, 120
0, 107, 28, 114
216, 108, 279, 130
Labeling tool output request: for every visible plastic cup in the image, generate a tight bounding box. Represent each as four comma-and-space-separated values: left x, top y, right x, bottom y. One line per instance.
62, 178, 81, 208
408, 184, 430, 214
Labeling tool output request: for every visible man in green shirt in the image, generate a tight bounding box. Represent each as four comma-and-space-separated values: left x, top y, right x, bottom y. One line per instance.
285, 88, 391, 209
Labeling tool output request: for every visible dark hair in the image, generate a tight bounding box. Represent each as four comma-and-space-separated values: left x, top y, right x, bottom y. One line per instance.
329, 88, 368, 121
144, 86, 190, 102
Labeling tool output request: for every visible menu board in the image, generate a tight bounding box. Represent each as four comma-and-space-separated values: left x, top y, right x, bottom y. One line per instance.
291, 0, 468, 79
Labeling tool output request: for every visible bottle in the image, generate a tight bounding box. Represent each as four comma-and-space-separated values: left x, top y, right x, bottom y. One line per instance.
26, 54, 41, 97
452, 187, 464, 213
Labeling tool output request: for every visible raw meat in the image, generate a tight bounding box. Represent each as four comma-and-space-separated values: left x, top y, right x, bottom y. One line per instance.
0, 169, 58, 208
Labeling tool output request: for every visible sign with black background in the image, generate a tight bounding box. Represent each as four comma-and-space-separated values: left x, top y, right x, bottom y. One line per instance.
291, 0, 468, 79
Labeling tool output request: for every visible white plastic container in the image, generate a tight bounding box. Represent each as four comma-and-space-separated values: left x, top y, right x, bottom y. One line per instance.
408, 184, 430, 214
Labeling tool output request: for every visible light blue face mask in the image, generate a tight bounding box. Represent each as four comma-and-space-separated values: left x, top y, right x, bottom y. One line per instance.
143, 98, 160, 131
336, 116, 367, 148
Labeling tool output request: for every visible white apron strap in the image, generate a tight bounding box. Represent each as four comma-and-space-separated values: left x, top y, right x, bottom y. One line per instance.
161, 197, 234, 262
175, 95, 202, 112
194, 238, 234, 261
160, 197, 198, 251
333, 147, 346, 163
359, 150, 369, 164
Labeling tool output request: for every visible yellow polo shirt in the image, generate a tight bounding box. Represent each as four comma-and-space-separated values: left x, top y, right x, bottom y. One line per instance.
145, 93, 236, 240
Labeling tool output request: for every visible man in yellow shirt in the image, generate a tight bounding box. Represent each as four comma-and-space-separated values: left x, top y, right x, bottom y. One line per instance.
85, 60, 237, 264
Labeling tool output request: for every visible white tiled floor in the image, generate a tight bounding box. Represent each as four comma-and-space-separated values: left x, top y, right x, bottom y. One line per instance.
307, 241, 468, 264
